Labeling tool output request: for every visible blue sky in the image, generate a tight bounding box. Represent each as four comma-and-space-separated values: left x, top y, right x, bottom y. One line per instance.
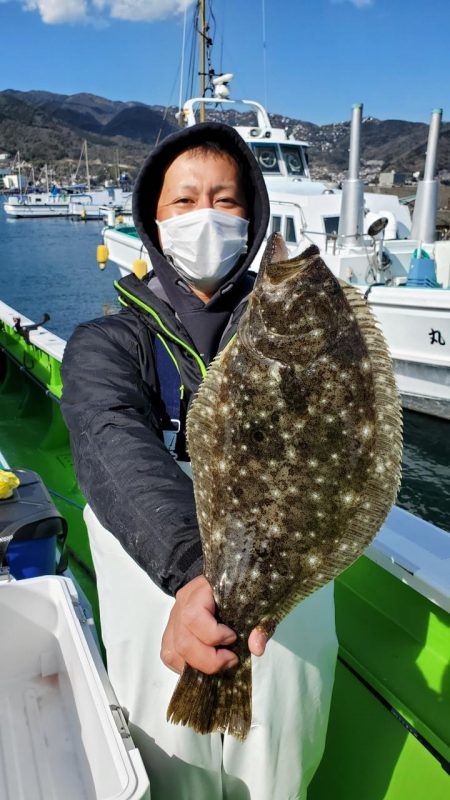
0, 0, 448, 124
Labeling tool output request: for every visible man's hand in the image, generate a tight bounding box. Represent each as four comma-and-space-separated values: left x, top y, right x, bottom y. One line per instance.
160, 575, 270, 674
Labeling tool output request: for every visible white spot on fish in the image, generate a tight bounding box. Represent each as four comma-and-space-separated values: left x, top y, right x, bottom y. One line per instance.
269, 524, 281, 535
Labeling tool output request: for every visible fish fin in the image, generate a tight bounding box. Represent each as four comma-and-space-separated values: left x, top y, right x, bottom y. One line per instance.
268, 232, 290, 263
253, 233, 290, 288
187, 341, 233, 443
167, 659, 252, 741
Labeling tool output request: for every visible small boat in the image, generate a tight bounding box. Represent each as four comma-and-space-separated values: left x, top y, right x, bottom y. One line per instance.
69, 187, 132, 220
4, 190, 71, 217
0, 293, 448, 799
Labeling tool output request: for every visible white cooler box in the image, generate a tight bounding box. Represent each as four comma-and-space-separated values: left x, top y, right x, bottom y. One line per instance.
0, 576, 150, 800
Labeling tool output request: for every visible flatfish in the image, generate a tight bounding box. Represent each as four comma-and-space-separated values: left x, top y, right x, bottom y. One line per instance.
167, 234, 402, 740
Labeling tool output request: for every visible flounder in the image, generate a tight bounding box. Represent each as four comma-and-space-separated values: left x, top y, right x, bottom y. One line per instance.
167, 234, 402, 740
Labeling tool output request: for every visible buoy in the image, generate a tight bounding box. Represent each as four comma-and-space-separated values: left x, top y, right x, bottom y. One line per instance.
133, 259, 148, 279
81, 209, 87, 221
96, 244, 109, 271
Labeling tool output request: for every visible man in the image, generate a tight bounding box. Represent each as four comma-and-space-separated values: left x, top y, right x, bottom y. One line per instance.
61, 121, 337, 800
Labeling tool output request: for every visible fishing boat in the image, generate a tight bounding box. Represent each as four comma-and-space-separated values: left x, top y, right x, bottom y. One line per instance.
3, 159, 71, 217
68, 187, 132, 220
4, 190, 71, 217
1, 0, 448, 791
100, 90, 449, 420
0, 308, 150, 799
323, 105, 450, 421
0, 281, 449, 798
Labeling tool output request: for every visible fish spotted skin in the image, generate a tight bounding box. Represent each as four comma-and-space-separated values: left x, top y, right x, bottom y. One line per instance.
167, 234, 402, 740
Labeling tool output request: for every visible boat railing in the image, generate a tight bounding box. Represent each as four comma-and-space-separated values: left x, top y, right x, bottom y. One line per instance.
181, 96, 272, 131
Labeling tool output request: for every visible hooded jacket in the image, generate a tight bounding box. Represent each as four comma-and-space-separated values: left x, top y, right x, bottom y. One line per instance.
61, 122, 270, 596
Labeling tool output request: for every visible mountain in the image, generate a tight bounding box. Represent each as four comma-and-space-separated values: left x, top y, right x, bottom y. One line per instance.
0, 89, 448, 184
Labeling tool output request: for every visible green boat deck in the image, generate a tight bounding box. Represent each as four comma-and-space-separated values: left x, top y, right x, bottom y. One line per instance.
0, 316, 449, 798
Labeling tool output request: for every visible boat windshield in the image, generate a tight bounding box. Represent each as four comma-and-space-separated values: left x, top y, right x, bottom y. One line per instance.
250, 142, 308, 176
280, 145, 306, 176
250, 143, 281, 174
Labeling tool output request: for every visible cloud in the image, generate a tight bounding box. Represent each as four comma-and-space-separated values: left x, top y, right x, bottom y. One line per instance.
93, 0, 193, 22
24, 0, 88, 23
20, 0, 194, 24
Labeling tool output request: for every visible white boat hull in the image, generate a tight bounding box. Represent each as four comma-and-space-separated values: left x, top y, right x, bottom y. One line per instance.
4, 202, 69, 217
367, 286, 450, 419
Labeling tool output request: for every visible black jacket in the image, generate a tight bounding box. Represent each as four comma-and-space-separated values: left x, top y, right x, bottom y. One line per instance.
61, 122, 270, 596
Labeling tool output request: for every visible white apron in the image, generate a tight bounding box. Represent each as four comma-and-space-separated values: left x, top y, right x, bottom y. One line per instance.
85, 498, 338, 800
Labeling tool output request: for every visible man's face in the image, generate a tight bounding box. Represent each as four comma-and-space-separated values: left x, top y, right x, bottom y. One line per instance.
156, 151, 248, 224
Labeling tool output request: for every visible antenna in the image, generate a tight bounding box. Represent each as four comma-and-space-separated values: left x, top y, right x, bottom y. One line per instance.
212, 73, 234, 99
262, 0, 268, 109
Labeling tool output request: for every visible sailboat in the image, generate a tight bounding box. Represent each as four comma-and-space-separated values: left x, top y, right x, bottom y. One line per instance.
0, 2, 448, 797
3, 155, 71, 217
68, 140, 132, 220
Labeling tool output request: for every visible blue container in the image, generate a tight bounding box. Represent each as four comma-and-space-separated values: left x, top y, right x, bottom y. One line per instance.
406, 256, 440, 288
0, 469, 67, 579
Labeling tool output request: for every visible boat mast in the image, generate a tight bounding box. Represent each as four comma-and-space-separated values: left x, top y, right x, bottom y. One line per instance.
17, 151, 22, 195
199, 0, 206, 122
84, 140, 91, 192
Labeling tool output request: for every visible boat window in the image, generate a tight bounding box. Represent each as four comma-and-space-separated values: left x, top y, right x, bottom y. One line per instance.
285, 217, 297, 243
280, 145, 306, 176
323, 216, 340, 236
251, 144, 281, 173
271, 216, 282, 234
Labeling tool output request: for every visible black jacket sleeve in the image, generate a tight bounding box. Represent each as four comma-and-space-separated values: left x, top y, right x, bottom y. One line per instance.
60, 314, 203, 596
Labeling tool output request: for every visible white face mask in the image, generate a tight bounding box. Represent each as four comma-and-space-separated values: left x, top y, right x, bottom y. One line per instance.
156, 208, 249, 294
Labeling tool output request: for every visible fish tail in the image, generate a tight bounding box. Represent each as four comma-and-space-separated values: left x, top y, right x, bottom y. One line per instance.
166, 658, 252, 741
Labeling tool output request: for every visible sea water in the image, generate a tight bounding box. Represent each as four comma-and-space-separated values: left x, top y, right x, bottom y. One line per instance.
1, 204, 449, 532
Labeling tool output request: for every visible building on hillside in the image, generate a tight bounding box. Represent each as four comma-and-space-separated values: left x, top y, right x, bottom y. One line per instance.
378, 170, 412, 188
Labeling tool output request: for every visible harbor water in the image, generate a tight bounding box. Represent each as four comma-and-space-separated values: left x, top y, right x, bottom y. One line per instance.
1, 206, 449, 533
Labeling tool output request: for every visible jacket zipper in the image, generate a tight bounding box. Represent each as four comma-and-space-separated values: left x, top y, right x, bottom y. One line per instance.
115, 281, 208, 379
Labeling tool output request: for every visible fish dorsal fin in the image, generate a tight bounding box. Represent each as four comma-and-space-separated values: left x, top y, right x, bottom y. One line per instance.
186, 340, 234, 452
